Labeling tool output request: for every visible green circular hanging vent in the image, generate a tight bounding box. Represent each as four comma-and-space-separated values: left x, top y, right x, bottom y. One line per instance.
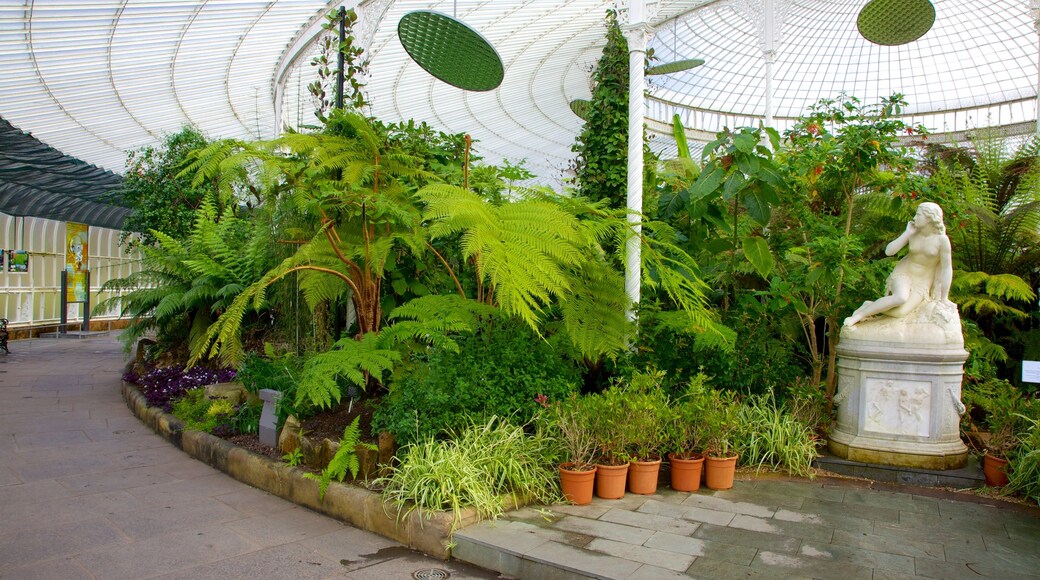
569, 99, 591, 120
647, 59, 705, 76
857, 0, 935, 46
398, 10, 504, 91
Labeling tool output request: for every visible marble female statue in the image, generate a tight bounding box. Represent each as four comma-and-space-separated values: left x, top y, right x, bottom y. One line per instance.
844, 202, 953, 327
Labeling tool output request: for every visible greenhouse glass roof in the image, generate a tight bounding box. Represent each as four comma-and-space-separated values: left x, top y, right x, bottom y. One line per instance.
1, 0, 1037, 187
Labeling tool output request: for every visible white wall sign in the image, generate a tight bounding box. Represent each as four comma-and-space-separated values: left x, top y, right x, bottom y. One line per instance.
1023, 361, 1040, 384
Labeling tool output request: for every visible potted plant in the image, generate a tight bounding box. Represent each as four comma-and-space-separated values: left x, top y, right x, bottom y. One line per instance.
585, 387, 631, 499
664, 374, 711, 492
701, 388, 741, 490
546, 393, 598, 505
966, 379, 1024, 487
620, 371, 670, 495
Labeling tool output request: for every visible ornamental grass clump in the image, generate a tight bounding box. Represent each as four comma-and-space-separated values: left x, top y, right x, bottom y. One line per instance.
377, 416, 562, 529
733, 391, 820, 477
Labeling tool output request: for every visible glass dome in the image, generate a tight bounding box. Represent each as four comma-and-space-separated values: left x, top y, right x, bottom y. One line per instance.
1, 0, 1037, 184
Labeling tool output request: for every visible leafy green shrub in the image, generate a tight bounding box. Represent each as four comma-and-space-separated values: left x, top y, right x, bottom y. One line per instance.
377, 417, 562, 529
664, 373, 713, 456
237, 348, 308, 425
733, 392, 819, 477
373, 315, 580, 446
634, 298, 804, 397
228, 400, 262, 435
171, 388, 234, 433
1007, 414, 1040, 505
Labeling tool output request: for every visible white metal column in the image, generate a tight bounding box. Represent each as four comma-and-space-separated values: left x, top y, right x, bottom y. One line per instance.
622, 0, 654, 322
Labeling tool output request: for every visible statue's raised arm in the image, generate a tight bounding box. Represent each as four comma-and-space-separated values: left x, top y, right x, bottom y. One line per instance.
844, 202, 954, 328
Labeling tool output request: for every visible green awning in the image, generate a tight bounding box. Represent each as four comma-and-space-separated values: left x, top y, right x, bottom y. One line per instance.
0, 116, 129, 229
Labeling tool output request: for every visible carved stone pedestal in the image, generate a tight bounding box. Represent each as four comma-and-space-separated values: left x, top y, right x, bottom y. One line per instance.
829, 336, 968, 470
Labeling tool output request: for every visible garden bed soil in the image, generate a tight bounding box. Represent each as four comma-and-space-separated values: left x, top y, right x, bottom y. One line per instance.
223, 398, 381, 469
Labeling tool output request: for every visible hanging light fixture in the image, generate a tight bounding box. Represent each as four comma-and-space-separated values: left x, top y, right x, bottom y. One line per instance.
857, 0, 936, 46
398, 3, 504, 91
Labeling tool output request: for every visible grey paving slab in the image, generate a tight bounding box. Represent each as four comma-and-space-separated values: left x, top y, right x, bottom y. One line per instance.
0, 464, 21, 486
0, 556, 96, 580
797, 540, 916, 575
106, 497, 246, 541
0, 477, 75, 504
0, 517, 129, 568
831, 528, 946, 559
586, 537, 696, 572
524, 540, 643, 579
873, 519, 988, 549
73, 524, 257, 579
56, 463, 172, 495
912, 556, 1009, 580
680, 493, 778, 518
729, 513, 835, 542
13, 428, 93, 450
149, 542, 342, 580
799, 497, 901, 524
678, 504, 737, 526
553, 514, 656, 545
643, 530, 759, 566
893, 508, 1010, 537
223, 506, 350, 548
341, 549, 499, 580
872, 569, 928, 580
694, 521, 803, 553
981, 534, 1040, 567
213, 487, 297, 517
754, 479, 849, 502
842, 488, 940, 515
715, 487, 806, 509
753, 550, 874, 579
626, 563, 689, 579
599, 506, 702, 535
13, 453, 122, 481
686, 556, 814, 579
773, 507, 876, 533
1004, 514, 1040, 541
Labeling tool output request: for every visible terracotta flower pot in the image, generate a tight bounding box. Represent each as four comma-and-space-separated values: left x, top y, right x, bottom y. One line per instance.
668, 452, 704, 492
594, 462, 629, 499
983, 454, 1010, 487
704, 453, 738, 490
559, 463, 597, 505
627, 458, 662, 495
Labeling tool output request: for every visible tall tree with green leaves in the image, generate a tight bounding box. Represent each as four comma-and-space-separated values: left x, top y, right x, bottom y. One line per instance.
569, 10, 656, 210
119, 126, 215, 248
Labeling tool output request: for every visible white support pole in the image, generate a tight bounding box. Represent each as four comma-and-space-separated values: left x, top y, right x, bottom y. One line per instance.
1034, 0, 1040, 136
762, 0, 776, 129
623, 7, 651, 323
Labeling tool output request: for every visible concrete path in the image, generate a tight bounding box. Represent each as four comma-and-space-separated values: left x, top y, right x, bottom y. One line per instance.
0, 334, 497, 580
455, 477, 1040, 579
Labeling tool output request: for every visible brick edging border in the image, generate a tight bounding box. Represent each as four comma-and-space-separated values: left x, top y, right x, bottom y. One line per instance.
120, 381, 474, 559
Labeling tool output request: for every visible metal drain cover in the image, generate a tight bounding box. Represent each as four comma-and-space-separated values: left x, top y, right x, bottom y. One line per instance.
413, 569, 450, 580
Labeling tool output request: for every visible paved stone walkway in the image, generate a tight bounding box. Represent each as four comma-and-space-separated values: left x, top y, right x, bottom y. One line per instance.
4, 333, 1039, 580
455, 477, 1040, 579
0, 334, 496, 579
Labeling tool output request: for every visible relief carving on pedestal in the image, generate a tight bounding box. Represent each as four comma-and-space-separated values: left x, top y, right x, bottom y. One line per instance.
864, 378, 931, 437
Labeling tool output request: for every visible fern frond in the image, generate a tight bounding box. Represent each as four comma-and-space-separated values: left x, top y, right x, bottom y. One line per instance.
296, 333, 401, 409
305, 416, 378, 500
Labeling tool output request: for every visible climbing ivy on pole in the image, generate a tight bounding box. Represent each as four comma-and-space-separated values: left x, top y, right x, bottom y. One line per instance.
570, 11, 647, 210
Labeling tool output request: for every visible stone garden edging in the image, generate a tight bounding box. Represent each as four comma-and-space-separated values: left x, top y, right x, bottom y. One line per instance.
120, 381, 473, 559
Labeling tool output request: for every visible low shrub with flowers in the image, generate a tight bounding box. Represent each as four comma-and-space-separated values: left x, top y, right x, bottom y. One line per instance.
124, 365, 236, 412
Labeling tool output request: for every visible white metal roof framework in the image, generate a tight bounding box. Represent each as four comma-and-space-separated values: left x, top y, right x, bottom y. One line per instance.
1, 0, 1038, 185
